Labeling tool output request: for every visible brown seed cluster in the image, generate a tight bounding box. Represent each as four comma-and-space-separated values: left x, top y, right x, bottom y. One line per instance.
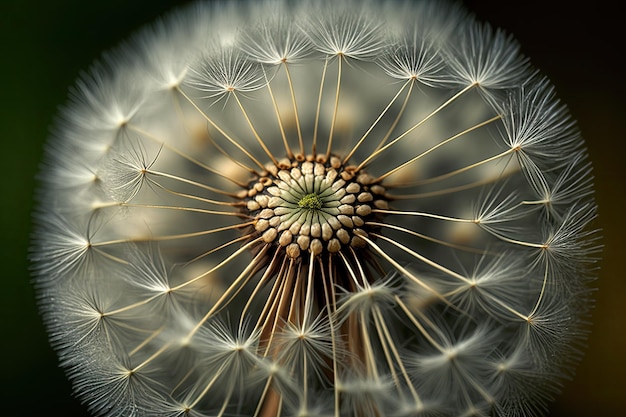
245, 155, 389, 258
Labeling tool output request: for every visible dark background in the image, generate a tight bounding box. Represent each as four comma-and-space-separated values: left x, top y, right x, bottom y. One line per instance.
1, 1, 623, 415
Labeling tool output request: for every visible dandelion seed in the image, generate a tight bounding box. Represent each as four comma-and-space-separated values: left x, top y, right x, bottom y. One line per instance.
31, 1, 600, 416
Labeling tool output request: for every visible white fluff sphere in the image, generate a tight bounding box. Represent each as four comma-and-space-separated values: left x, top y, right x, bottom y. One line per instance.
31, 1, 600, 416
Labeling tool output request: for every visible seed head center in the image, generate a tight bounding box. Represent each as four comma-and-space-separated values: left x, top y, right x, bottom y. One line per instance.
298, 193, 323, 211
243, 155, 389, 259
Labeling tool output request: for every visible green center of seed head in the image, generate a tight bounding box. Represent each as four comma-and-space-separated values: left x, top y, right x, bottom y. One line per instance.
298, 193, 323, 211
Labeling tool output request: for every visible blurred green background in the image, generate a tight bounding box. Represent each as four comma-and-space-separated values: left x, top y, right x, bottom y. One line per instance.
1, 1, 623, 415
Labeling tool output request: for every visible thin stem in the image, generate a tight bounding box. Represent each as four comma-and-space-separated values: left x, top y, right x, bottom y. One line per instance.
127, 123, 249, 188
376, 114, 502, 181
528, 255, 550, 318
386, 161, 519, 197
129, 326, 165, 356
256, 255, 289, 345
92, 223, 253, 248
342, 79, 411, 164
233, 91, 279, 166
359, 311, 379, 378
371, 79, 416, 155
121, 202, 244, 215
264, 257, 297, 356
132, 340, 173, 372
370, 232, 471, 283
185, 232, 255, 265
283, 62, 304, 156
319, 256, 340, 417
263, 67, 294, 159
356, 82, 477, 171
326, 56, 343, 161
188, 361, 229, 409
373, 306, 422, 405
395, 296, 445, 352
409, 148, 515, 186
146, 168, 240, 197
177, 86, 267, 171
481, 226, 548, 249
252, 377, 275, 417
302, 253, 316, 327
356, 232, 457, 309
240, 247, 283, 330
365, 221, 493, 255
184, 243, 269, 341
312, 58, 330, 156
372, 208, 477, 223
371, 308, 403, 396
339, 251, 368, 290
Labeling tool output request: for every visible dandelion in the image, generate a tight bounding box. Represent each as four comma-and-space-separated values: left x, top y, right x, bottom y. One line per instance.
31, 1, 600, 416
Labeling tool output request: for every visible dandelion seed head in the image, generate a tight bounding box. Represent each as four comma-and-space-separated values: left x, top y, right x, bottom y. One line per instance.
31, 0, 600, 416
244, 156, 386, 258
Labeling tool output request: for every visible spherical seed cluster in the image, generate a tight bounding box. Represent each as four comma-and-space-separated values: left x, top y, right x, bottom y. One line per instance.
246, 156, 388, 257
30, 1, 600, 417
